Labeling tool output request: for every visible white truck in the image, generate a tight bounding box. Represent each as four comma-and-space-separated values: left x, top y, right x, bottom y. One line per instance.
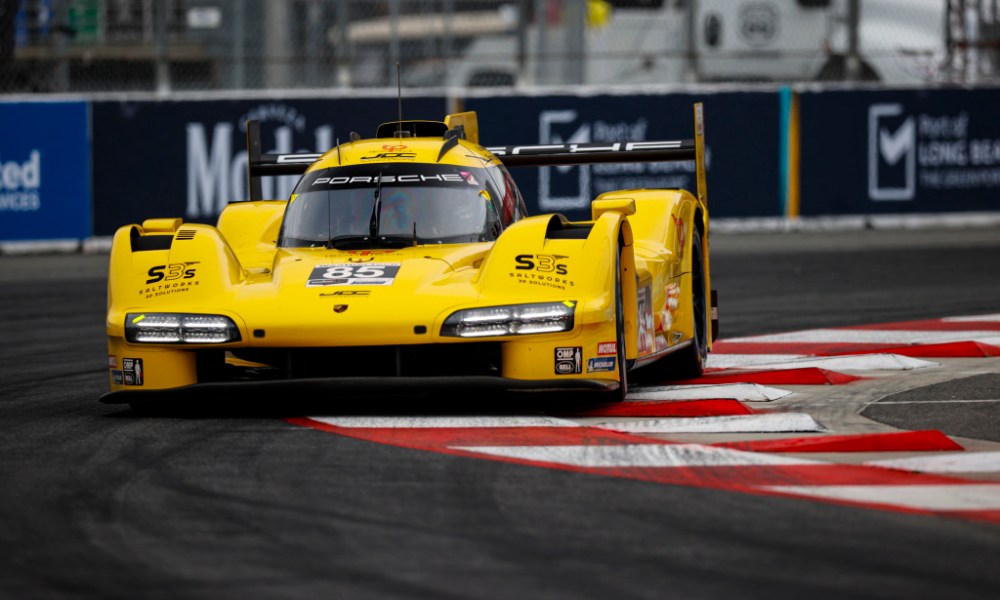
441, 0, 948, 87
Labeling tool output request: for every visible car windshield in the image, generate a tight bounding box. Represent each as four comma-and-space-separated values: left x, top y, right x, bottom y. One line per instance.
279, 163, 502, 248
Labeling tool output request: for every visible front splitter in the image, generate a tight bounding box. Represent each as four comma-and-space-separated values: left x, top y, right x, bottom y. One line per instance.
98, 375, 617, 404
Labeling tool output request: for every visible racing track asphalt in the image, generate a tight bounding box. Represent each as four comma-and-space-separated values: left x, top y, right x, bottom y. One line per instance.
1, 227, 999, 599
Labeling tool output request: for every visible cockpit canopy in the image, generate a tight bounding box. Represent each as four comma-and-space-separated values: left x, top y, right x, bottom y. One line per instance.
279, 163, 520, 248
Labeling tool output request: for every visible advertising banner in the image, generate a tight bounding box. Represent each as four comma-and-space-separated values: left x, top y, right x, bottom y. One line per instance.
464, 92, 781, 219
91, 96, 447, 235
799, 87, 1000, 215
0, 101, 91, 241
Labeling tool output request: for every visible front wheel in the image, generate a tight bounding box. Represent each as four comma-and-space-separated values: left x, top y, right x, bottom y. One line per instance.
606, 247, 628, 402
646, 228, 708, 381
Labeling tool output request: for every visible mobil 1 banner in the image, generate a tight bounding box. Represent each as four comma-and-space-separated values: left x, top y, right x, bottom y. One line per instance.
799, 88, 1000, 215
463, 92, 780, 219
91, 96, 447, 235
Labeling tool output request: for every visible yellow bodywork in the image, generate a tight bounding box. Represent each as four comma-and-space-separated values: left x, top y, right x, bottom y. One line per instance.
105, 111, 711, 398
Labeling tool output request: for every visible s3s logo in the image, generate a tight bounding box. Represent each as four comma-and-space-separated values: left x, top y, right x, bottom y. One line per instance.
146, 262, 199, 284
514, 254, 569, 275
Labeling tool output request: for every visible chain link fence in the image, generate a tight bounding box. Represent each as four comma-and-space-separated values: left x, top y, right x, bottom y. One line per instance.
2, 0, 998, 94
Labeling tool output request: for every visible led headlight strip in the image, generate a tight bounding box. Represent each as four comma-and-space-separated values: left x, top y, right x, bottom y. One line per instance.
125, 313, 241, 344
441, 301, 576, 338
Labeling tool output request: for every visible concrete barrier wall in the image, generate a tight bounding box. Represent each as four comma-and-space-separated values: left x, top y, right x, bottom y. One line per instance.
2, 87, 999, 241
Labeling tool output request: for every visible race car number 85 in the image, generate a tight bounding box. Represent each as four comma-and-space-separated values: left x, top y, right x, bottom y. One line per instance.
322, 265, 385, 279
306, 263, 401, 287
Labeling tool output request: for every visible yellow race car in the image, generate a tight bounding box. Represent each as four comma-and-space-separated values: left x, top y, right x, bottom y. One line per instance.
101, 104, 716, 407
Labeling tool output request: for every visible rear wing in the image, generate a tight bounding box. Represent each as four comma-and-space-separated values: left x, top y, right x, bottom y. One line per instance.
245, 103, 707, 205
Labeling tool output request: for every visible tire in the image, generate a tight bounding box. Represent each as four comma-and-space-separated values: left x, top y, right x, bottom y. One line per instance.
645, 228, 708, 381
606, 247, 628, 402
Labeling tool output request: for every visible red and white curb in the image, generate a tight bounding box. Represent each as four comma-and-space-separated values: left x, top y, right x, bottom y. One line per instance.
291, 314, 1000, 524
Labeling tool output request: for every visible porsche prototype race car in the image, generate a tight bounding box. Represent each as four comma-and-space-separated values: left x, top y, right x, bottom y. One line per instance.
101, 104, 716, 406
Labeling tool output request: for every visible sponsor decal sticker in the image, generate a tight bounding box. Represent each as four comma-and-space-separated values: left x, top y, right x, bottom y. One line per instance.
107, 355, 117, 368
587, 356, 617, 373
307, 263, 400, 287
111, 370, 123, 385
510, 253, 574, 290
121, 358, 144, 386
360, 152, 418, 161
637, 285, 654, 354
320, 290, 371, 296
514, 253, 569, 275
139, 262, 201, 300
554, 346, 583, 375
597, 341, 617, 356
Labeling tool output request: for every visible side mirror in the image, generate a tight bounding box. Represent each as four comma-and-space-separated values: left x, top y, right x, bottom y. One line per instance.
591, 198, 636, 220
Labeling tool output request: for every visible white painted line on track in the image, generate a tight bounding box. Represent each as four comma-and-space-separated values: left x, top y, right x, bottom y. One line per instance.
592, 413, 824, 434
306, 416, 580, 428
865, 452, 1000, 474
708, 354, 938, 371
626, 383, 793, 402
452, 443, 816, 468
943, 314, 1000, 323
723, 329, 1000, 344
706, 354, 805, 369
762, 484, 1000, 511
877, 399, 1000, 404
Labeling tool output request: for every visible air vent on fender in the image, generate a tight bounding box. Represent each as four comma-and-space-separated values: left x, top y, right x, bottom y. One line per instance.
175, 230, 197, 241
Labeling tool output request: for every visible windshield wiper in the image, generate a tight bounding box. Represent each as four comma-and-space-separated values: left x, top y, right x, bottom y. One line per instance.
325, 233, 418, 250
369, 172, 383, 238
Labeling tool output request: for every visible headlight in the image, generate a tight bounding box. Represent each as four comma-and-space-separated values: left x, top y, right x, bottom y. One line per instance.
125, 313, 241, 344
441, 301, 575, 338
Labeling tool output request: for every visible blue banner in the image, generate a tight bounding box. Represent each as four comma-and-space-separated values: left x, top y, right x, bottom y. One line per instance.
91, 96, 448, 235
0, 101, 91, 241
799, 87, 1000, 215
464, 92, 782, 219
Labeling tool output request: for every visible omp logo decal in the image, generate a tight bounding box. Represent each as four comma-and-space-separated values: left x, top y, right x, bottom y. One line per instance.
0, 150, 41, 212
869, 104, 916, 201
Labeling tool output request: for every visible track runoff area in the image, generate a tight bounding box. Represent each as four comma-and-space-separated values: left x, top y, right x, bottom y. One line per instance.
292, 314, 1000, 524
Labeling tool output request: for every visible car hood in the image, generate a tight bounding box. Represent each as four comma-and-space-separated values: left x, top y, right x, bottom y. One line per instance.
226, 243, 493, 346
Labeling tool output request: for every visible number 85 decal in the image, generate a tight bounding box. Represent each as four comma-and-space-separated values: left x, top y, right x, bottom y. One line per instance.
306, 263, 401, 287
323, 265, 386, 279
